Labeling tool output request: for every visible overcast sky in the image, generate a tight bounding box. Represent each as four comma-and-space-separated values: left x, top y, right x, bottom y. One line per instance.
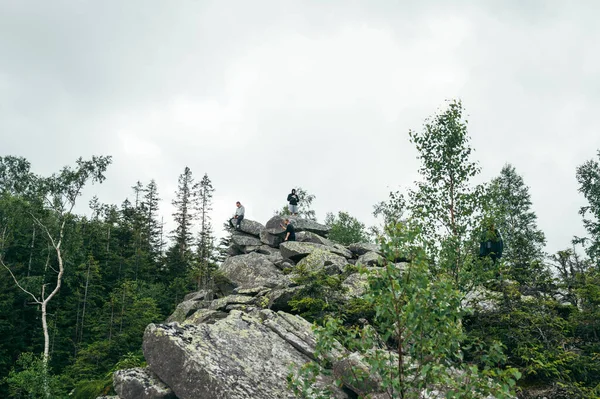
1, 0, 599, 254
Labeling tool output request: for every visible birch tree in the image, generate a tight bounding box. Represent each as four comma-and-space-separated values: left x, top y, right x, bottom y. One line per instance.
0, 156, 111, 397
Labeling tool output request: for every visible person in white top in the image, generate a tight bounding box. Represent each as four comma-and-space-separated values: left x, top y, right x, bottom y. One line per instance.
230, 201, 245, 230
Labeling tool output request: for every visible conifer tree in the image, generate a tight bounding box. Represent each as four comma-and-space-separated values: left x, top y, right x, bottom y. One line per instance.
575, 150, 600, 266
143, 180, 163, 257
169, 167, 198, 271
486, 164, 548, 286
196, 173, 216, 289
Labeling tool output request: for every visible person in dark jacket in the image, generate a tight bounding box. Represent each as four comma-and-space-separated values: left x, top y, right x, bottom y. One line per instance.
479, 222, 504, 263
287, 189, 299, 216
282, 218, 296, 242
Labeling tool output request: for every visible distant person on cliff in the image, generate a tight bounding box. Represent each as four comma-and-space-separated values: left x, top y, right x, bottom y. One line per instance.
282, 218, 296, 242
479, 222, 503, 263
287, 189, 299, 216
230, 201, 245, 230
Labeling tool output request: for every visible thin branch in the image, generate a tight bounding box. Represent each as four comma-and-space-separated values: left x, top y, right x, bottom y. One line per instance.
29, 212, 58, 250
0, 257, 41, 304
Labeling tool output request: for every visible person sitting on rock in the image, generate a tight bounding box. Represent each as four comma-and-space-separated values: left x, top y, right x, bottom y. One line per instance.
230, 201, 245, 230
286, 189, 299, 216
282, 218, 296, 242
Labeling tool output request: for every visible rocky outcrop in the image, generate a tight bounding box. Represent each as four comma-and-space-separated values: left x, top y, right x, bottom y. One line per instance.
238, 219, 265, 236
357, 251, 384, 267
280, 241, 352, 262
220, 252, 289, 289
112, 216, 386, 399
113, 367, 176, 399
143, 310, 349, 399
348, 242, 381, 256
296, 249, 348, 275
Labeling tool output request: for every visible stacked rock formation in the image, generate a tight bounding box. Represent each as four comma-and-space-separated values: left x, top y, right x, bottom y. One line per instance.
103, 216, 387, 399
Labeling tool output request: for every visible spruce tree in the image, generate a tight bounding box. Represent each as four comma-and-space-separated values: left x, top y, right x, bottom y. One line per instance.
169, 167, 198, 273
575, 150, 600, 266
196, 173, 216, 289
486, 164, 548, 286
143, 180, 163, 257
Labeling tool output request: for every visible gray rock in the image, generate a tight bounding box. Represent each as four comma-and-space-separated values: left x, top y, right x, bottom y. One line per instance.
238, 219, 265, 237
265, 215, 330, 237
266, 286, 303, 312
291, 218, 330, 237
357, 251, 384, 267
280, 241, 351, 262
296, 231, 333, 246
296, 249, 348, 275
348, 242, 381, 256
333, 352, 381, 397
96, 396, 121, 399
209, 295, 256, 311
182, 289, 211, 302
166, 299, 208, 323
265, 215, 289, 231
183, 309, 228, 326
113, 367, 176, 399
331, 243, 354, 259
233, 286, 270, 296
231, 232, 262, 247
255, 245, 280, 256
342, 273, 369, 299
219, 252, 290, 289
259, 229, 283, 247
143, 310, 348, 399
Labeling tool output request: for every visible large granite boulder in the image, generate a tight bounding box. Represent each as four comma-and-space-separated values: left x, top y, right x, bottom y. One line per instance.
219, 252, 289, 289
357, 251, 384, 267
296, 249, 348, 275
231, 232, 262, 247
143, 310, 348, 399
237, 219, 265, 237
259, 229, 283, 248
296, 231, 334, 246
348, 242, 381, 256
113, 367, 176, 399
265, 215, 330, 237
342, 273, 370, 299
280, 241, 352, 262
166, 297, 210, 323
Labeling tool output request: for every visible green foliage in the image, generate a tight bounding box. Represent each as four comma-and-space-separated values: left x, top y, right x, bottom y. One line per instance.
288, 251, 347, 323
407, 100, 485, 290
276, 187, 317, 221
575, 150, 600, 266
324, 211, 370, 245
372, 189, 406, 237
289, 222, 520, 398
4, 353, 64, 398
486, 164, 549, 286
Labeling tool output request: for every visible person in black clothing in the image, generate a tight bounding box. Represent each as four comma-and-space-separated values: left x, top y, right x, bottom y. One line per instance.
479, 222, 504, 263
287, 189, 299, 216
282, 218, 296, 242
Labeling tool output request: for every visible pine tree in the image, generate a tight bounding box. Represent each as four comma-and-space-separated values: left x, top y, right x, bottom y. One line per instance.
487, 164, 548, 286
196, 174, 216, 289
